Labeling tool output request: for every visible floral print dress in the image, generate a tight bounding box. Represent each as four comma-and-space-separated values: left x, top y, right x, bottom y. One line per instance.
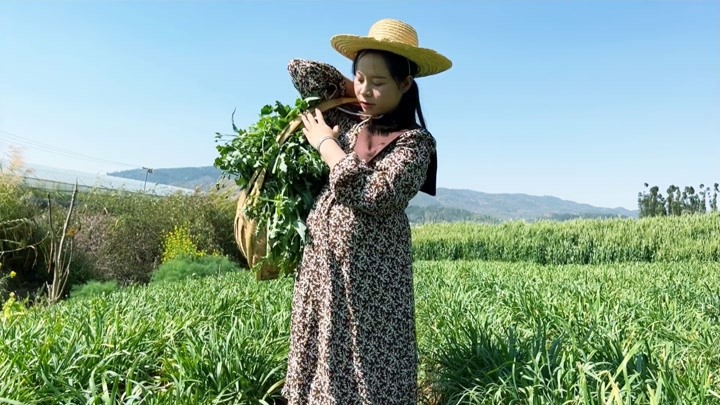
282, 59, 436, 405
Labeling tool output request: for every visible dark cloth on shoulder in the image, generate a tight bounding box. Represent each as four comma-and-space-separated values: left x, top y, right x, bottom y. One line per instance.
353, 123, 436, 196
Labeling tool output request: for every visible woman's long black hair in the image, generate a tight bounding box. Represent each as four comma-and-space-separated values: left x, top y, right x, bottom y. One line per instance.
352, 49, 426, 134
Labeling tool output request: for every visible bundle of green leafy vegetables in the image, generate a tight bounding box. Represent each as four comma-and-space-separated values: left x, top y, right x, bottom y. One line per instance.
214, 96, 327, 276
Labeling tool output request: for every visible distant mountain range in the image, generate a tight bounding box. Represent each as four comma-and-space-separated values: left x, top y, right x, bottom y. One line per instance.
110, 166, 222, 191
108, 166, 638, 223
409, 189, 637, 221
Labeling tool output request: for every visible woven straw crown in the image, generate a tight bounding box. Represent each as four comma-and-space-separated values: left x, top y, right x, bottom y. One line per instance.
331, 19, 452, 77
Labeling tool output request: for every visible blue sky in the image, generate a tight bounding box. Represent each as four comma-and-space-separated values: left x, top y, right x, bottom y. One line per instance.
1, 0, 718, 210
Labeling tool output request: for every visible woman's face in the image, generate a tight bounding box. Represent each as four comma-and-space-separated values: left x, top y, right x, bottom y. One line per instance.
353, 52, 410, 117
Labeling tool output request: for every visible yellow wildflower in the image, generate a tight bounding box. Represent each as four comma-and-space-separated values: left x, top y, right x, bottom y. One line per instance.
9, 271, 16, 278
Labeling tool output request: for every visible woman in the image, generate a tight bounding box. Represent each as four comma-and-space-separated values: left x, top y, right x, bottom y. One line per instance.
282, 18, 452, 404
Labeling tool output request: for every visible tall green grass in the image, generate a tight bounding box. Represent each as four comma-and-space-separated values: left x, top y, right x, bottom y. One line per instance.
0, 272, 293, 404
2, 260, 718, 403
415, 260, 720, 404
411, 213, 720, 264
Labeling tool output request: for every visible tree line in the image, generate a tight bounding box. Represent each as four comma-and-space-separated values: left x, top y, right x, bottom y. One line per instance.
638, 183, 719, 217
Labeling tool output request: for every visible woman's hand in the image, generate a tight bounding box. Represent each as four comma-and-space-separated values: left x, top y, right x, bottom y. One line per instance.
300, 108, 340, 151
300, 108, 346, 169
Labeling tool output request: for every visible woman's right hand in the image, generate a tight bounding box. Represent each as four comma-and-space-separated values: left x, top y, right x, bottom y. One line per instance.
300, 109, 340, 151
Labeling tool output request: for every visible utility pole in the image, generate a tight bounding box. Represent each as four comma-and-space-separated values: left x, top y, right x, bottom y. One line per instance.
143, 167, 153, 192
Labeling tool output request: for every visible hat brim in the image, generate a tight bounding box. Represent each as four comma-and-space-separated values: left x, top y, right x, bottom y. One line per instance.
330, 34, 452, 78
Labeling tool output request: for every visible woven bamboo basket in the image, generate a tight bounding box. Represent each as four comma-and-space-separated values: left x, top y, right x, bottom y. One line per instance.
235, 97, 358, 281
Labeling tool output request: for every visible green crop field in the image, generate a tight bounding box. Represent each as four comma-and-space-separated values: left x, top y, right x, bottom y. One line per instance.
1, 216, 719, 404
411, 214, 720, 264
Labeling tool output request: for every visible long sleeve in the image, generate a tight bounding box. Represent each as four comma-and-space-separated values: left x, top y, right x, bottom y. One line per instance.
288, 59, 347, 102
287, 59, 356, 140
329, 129, 436, 215
288, 59, 355, 148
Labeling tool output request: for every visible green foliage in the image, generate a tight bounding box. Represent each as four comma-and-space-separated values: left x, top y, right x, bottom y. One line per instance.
639, 182, 719, 217
70, 189, 240, 285
2, 292, 27, 322
69, 280, 119, 300
151, 254, 239, 284
415, 260, 720, 403
405, 205, 501, 225
0, 263, 17, 295
0, 271, 291, 403
1, 174, 240, 293
0, 265, 24, 323
214, 97, 328, 276
0, 169, 46, 285
412, 213, 720, 264
0, 159, 37, 221
1, 261, 718, 402
161, 224, 203, 263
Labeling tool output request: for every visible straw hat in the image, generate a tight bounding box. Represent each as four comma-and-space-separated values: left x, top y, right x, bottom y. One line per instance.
330, 19, 452, 77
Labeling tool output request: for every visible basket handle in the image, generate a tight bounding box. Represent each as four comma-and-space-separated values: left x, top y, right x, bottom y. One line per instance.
275, 97, 358, 145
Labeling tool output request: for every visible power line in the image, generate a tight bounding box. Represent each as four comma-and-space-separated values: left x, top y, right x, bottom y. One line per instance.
0, 129, 204, 184
0, 128, 148, 169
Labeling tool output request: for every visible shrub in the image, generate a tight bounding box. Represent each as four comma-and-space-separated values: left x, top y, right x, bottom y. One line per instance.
0, 150, 37, 222
0, 161, 45, 286
2, 177, 243, 289
161, 224, 203, 263
68, 213, 115, 285
2, 292, 27, 322
0, 264, 17, 297
97, 213, 166, 285
71, 189, 242, 285
1, 173, 85, 298
69, 280, 119, 300
150, 255, 239, 284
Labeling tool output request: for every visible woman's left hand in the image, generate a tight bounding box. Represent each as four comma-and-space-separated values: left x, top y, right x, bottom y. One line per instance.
300, 109, 340, 151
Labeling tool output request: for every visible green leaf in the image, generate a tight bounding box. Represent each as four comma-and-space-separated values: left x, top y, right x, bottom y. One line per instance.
214, 96, 330, 274
294, 220, 307, 242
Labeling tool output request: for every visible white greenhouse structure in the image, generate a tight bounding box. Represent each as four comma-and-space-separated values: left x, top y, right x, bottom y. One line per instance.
10, 163, 193, 196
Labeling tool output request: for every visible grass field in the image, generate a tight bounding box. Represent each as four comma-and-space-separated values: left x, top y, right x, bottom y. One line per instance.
2, 246, 719, 403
